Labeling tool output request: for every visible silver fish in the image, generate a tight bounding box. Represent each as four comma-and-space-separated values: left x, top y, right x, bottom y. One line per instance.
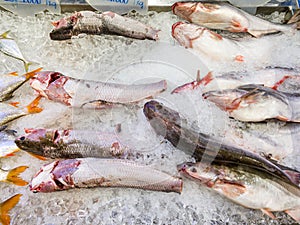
15, 128, 130, 159
0, 126, 19, 158
0, 68, 42, 102
172, 22, 245, 62
30, 158, 183, 193
203, 84, 300, 122
178, 162, 300, 222
50, 11, 159, 41
30, 71, 167, 108
0, 31, 32, 72
172, 68, 300, 94
172, 2, 297, 38
0, 96, 42, 126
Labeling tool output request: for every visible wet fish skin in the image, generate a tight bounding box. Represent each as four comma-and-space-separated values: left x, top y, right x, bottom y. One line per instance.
0, 194, 22, 225
30, 71, 167, 108
143, 100, 300, 187
178, 162, 300, 222
0, 31, 31, 72
15, 128, 130, 159
0, 126, 19, 158
203, 84, 299, 122
0, 96, 42, 126
172, 2, 294, 37
30, 158, 183, 193
0, 166, 28, 186
172, 22, 244, 62
0, 68, 42, 102
50, 11, 159, 41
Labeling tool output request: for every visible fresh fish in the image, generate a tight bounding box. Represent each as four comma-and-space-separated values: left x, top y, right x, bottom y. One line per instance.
30, 158, 183, 193
172, 68, 300, 94
172, 22, 245, 62
30, 71, 167, 108
0, 166, 28, 186
0, 68, 42, 102
0, 194, 22, 225
0, 126, 19, 158
15, 128, 130, 159
50, 11, 159, 41
203, 84, 300, 122
172, 2, 297, 38
143, 100, 300, 187
178, 162, 300, 222
0, 31, 32, 72
0, 96, 43, 126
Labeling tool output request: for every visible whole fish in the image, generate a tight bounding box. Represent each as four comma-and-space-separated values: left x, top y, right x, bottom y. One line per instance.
0, 166, 28, 186
0, 194, 22, 225
172, 22, 246, 62
143, 100, 300, 187
0, 126, 19, 158
178, 162, 300, 222
30, 158, 183, 193
50, 11, 159, 41
0, 96, 43, 126
30, 71, 167, 108
172, 68, 300, 94
172, 2, 298, 37
0, 68, 42, 102
15, 128, 130, 159
203, 84, 300, 122
0, 31, 32, 72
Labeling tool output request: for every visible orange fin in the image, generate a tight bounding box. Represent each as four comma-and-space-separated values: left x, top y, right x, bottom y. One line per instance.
6, 166, 28, 186
3, 149, 19, 158
0, 194, 22, 225
8, 72, 18, 76
201, 71, 213, 86
209, 30, 223, 40
24, 67, 43, 80
9, 102, 19, 108
26, 96, 43, 114
285, 207, 300, 222
276, 115, 289, 122
235, 55, 244, 62
27, 152, 47, 161
261, 209, 276, 219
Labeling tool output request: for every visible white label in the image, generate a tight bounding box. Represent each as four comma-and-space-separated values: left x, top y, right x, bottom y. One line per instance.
86, 0, 148, 14
0, 0, 61, 16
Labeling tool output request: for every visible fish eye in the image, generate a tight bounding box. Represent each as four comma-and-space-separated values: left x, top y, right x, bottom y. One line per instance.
19, 136, 25, 141
32, 190, 37, 193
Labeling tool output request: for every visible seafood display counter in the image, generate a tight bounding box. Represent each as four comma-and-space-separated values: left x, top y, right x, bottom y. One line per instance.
1, 1, 300, 225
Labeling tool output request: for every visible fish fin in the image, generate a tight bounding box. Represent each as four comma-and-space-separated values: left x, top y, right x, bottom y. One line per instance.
24, 67, 43, 80
283, 169, 300, 186
209, 30, 223, 40
24, 62, 33, 73
276, 115, 289, 122
6, 166, 28, 186
261, 209, 276, 219
0, 194, 22, 225
229, 19, 247, 33
285, 207, 300, 222
272, 75, 292, 90
201, 71, 213, 85
3, 149, 19, 158
9, 102, 20, 108
247, 30, 263, 38
235, 55, 244, 62
8, 72, 18, 76
0, 30, 10, 39
287, 10, 300, 29
27, 152, 47, 161
26, 96, 43, 114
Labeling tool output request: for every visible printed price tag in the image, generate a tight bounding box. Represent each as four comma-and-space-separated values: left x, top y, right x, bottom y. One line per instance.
0, 0, 60, 16
86, 0, 148, 14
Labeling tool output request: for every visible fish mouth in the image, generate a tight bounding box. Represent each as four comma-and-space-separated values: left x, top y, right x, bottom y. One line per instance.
171, 22, 184, 38
172, 2, 195, 17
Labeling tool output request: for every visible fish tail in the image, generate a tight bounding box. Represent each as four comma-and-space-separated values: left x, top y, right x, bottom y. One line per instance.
6, 166, 28, 186
0, 194, 22, 225
285, 207, 300, 223
283, 169, 300, 186
0, 30, 10, 39
24, 67, 43, 80
26, 96, 43, 114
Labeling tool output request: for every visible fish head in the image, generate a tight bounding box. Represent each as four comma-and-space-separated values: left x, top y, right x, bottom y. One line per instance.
30, 159, 80, 192
202, 89, 246, 111
15, 128, 62, 156
30, 71, 72, 105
